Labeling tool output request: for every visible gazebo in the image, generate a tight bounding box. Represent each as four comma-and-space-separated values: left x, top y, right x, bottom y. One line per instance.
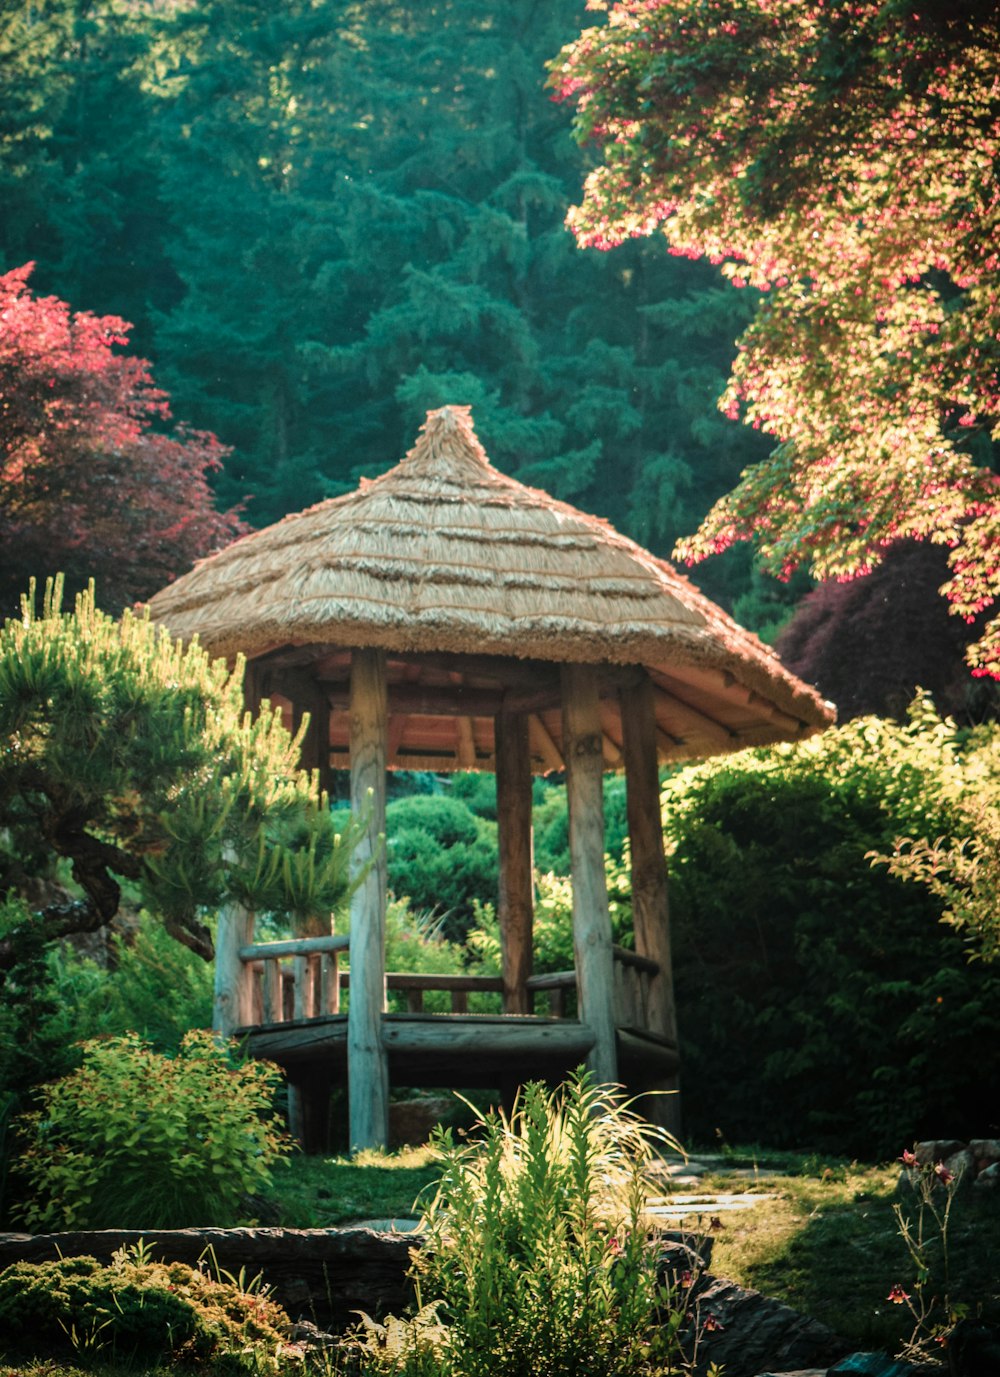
147, 406, 834, 1150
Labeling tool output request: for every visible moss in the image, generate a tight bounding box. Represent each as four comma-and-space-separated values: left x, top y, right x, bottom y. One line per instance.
0, 1252, 291, 1366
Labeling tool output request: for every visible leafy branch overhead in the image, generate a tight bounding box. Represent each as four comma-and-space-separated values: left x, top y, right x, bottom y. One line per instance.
0, 580, 361, 977
552, 0, 1000, 676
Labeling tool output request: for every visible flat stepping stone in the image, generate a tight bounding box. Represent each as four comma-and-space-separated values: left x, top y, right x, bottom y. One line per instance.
647, 1192, 776, 1221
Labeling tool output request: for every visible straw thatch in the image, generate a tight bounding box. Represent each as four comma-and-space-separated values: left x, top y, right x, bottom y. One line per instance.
147, 406, 833, 768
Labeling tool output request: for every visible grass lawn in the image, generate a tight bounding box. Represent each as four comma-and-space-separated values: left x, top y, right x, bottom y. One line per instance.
2, 1144, 997, 1375
263, 1141, 1000, 1356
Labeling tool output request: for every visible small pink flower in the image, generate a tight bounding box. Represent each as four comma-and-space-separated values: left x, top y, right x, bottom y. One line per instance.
900, 1149, 917, 1167
888, 1284, 911, 1304
680, 1269, 693, 1288
934, 1162, 954, 1184
607, 1236, 622, 1256
702, 1313, 724, 1333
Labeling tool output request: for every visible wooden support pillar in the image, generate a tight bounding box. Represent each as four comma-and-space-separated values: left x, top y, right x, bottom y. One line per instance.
561, 663, 618, 1086
621, 670, 682, 1135
495, 710, 533, 1015
348, 646, 389, 1151
213, 900, 254, 1038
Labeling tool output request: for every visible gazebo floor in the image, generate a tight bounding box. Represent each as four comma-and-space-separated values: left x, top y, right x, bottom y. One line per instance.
239, 1012, 678, 1091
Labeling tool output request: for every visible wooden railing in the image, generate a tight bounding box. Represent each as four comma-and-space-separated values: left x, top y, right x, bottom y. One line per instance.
240, 935, 349, 1024
239, 937, 659, 1028
611, 945, 660, 1030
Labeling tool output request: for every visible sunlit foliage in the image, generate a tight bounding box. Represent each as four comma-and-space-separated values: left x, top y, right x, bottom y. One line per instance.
553, 0, 1000, 675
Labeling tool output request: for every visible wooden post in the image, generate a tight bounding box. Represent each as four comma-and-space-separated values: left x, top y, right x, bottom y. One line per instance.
621, 670, 682, 1134
212, 900, 255, 1037
348, 646, 389, 1151
561, 663, 618, 1086
495, 710, 533, 1014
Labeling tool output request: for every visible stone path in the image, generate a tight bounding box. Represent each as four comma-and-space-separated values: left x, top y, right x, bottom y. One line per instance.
351, 1152, 786, 1233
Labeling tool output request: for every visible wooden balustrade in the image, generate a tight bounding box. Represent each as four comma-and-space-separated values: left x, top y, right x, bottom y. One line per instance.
611, 945, 659, 1029
238, 936, 658, 1030
240, 935, 349, 1025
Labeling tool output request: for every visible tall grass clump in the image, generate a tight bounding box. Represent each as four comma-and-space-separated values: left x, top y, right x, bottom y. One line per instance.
355, 1071, 689, 1377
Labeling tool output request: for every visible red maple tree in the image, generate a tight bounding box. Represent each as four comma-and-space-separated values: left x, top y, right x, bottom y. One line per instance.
0, 264, 245, 612
551, 0, 1000, 677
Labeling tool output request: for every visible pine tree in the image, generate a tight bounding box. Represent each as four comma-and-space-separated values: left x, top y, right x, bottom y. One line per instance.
0, 580, 359, 978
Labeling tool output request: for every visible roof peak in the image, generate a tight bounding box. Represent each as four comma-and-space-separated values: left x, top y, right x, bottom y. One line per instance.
398, 405, 496, 484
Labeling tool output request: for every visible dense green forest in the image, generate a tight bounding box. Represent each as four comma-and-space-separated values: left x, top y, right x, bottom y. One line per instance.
0, 0, 786, 622
5, 0, 996, 716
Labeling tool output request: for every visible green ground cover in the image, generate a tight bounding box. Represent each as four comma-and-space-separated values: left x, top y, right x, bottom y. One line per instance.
1, 1145, 997, 1375
264, 1145, 1000, 1355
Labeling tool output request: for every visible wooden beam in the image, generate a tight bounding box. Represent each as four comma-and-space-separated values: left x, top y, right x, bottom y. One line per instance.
621, 671, 681, 1134
381, 1016, 596, 1060
528, 713, 564, 771
651, 682, 738, 748
347, 646, 389, 1151
496, 711, 533, 1015
321, 681, 562, 718
396, 649, 558, 689
561, 663, 618, 1086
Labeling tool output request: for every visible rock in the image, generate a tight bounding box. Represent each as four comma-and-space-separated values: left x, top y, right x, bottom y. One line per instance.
827, 1354, 921, 1376
969, 1138, 1000, 1172
751, 1370, 827, 1377
973, 1161, 1000, 1190
0, 1226, 417, 1331
685, 1273, 846, 1377
388, 1097, 454, 1148
950, 1318, 1000, 1377
913, 1139, 965, 1167
942, 1147, 976, 1185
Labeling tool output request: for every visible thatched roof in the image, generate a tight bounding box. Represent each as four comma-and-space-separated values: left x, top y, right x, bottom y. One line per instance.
147, 406, 833, 767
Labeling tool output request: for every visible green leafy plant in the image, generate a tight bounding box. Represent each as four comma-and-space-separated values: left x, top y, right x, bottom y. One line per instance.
354, 1071, 691, 1377
0, 1243, 292, 1366
12, 1030, 290, 1231
662, 704, 1000, 1157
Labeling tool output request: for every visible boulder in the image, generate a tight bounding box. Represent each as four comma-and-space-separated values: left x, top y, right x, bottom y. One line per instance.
913, 1139, 965, 1167
973, 1161, 1000, 1190
969, 1139, 1000, 1172
388, 1097, 454, 1149
942, 1148, 976, 1185
686, 1273, 846, 1377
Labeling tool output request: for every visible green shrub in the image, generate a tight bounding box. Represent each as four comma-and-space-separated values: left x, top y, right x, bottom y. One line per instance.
354, 1072, 687, 1377
13, 1031, 290, 1231
664, 706, 1000, 1158
532, 775, 631, 875
383, 898, 473, 1012
449, 772, 498, 820
384, 796, 499, 939
0, 1247, 290, 1365
46, 914, 214, 1053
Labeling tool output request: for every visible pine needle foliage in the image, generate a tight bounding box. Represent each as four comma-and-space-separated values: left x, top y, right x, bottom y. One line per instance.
0, 578, 361, 977
358, 1072, 685, 1377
